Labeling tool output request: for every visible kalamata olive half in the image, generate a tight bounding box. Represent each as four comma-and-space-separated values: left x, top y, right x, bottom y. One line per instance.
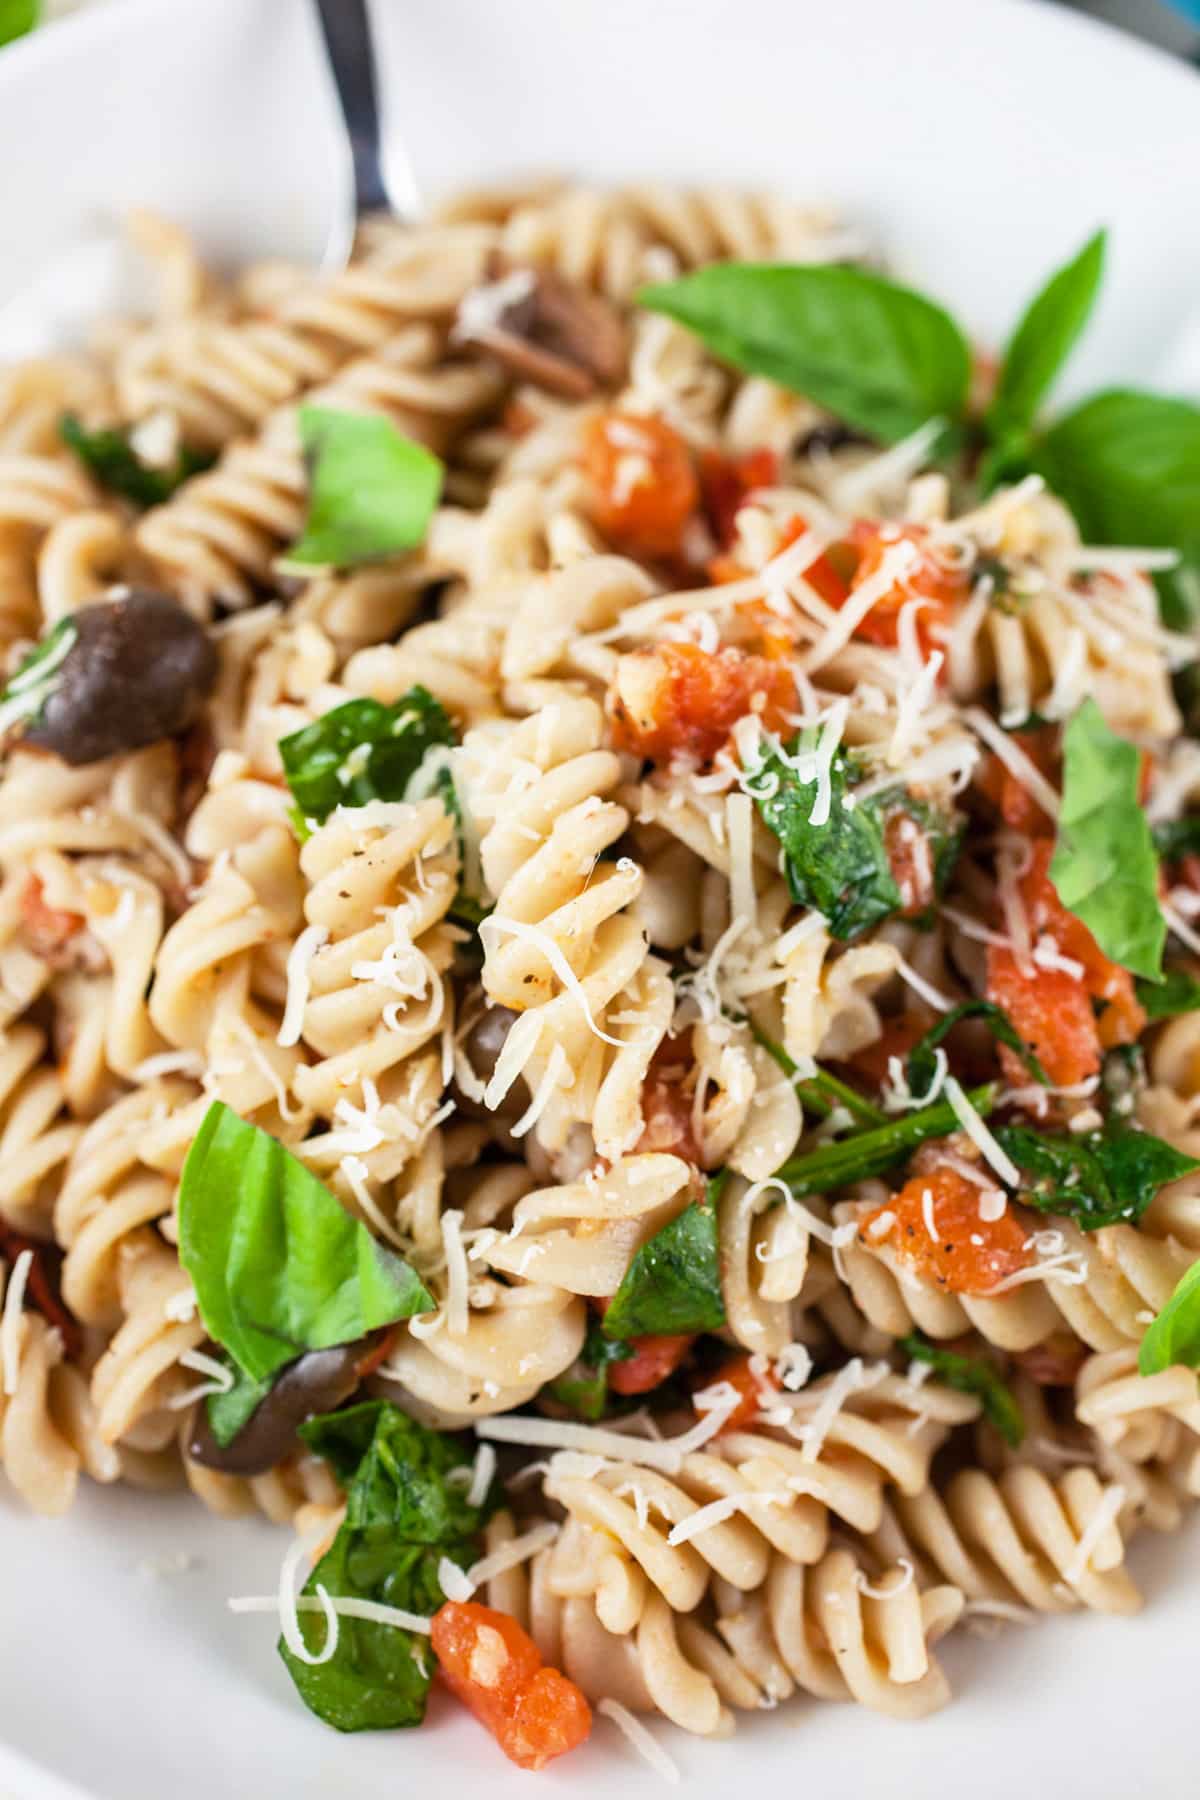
20, 588, 217, 766
187, 1342, 363, 1476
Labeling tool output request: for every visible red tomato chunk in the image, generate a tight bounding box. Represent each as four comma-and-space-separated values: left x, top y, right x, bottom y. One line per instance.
862, 1164, 1032, 1296
608, 640, 795, 766
431, 1600, 591, 1771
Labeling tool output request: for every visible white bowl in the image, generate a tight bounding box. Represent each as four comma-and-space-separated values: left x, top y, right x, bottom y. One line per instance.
0, 2, 1198, 1795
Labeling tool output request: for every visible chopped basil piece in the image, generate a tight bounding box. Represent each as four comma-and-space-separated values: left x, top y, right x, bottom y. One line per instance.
1139, 1263, 1200, 1377
287, 406, 443, 567
602, 1172, 728, 1340
1137, 967, 1200, 1021
1050, 700, 1164, 982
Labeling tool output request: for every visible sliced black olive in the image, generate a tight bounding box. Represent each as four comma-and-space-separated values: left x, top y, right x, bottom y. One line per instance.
454, 266, 627, 399
187, 1342, 363, 1476
14, 588, 217, 766
451, 1003, 529, 1150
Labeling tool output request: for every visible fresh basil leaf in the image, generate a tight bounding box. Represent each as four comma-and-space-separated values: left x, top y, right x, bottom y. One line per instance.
1029, 389, 1200, 628
178, 1102, 433, 1384
1139, 1262, 1200, 1377
994, 1121, 1198, 1230
0, 617, 76, 739
1137, 966, 1200, 1021
284, 1403, 491, 1731
1050, 699, 1164, 981
987, 230, 1106, 436
287, 407, 443, 568
0, 0, 37, 46
278, 688, 455, 832
205, 1355, 274, 1448
777, 1084, 996, 1197
900, 1332, 1024, 1448
905, 1001, 1049, 1093
638, 263, 971, 446
602, 1172, 728, 1340
751, 1024, 884, 1126
548, 1321, 634, 1421
59, 413, 214, 509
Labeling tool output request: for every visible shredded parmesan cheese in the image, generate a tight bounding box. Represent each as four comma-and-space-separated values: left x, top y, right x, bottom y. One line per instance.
1, 1249, 32, 1395
597, 1699, 681, 1785
944, 1078, 1021, 1186
1063, 1484, 1127, 1585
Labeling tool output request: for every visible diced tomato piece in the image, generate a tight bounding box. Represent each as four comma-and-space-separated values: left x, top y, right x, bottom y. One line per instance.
706, 512, 857, 609
986, 838, 1145, 1082
696, 1351, 780, 1433
976, 726, 1060, 835
19, 876, 85, 963
637, 1036, 702, 1164
861, 1164, 1033, 1296
987, 945, 1102, 1088
699, 447, 779, 548
846, 522, 967, 658
607, 1332, 695, 1396
432, 1601, 591, 1771
581, 410, 699, 560
608, 640, 795, 766
884, 809, 938, 915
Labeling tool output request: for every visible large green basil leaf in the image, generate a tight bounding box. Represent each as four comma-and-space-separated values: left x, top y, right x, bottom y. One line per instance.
278, 687, 456, 832
287, 406, 443, 567
986, 230, 1106, 436
638, 263, 970, 445
178, 1103, 433, 1384
1050, 699, 1164, 981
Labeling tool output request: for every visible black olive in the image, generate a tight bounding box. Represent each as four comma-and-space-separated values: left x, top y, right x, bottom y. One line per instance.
20, 589, 217, 766
452, 1003, 529, 1149
187, 1342, 363, 1476
793, 421, 874, 459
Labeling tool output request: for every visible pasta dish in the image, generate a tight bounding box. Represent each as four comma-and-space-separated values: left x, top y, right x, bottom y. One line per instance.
0, 183, 1198, 1776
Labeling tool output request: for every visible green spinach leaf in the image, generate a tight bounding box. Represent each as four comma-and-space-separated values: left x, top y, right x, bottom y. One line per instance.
637, 263, 971, 445
278, 688, 456, 833
59, 413, 214, 508
1050, 699, 1164, 981
287, 407, 443, 567
1029, 390, 1200, 628
282, 1403, 491, 1731
178, 1102, 433, 1385
777, 1085, 995, 1197
749, 742, 899, 940
994, 1121, 1198, 1230
900, 1332, 1025, 1447
905, 1000, 1049, 1093
987, 230, 1106, 436
602, 1172, 728, 1340
1139, 1262, 1200, 1377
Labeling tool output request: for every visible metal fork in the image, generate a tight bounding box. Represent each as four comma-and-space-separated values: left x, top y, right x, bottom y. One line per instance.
311, 0, 420, 266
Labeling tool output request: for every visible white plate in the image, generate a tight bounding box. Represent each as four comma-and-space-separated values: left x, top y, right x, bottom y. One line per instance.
0, 1, 1198, 1794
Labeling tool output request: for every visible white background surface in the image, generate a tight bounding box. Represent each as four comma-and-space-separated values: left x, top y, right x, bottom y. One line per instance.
0, 1, 1198, 1794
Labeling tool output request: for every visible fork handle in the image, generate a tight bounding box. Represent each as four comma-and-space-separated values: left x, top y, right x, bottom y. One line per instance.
312, 0, 390, 217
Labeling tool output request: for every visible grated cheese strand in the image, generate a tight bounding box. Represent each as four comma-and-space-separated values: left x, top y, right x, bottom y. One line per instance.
597, 1699, 681, 1786
1, 1249, 33, 1396
277, 922, 329, 1048
944, 1077, 1021, 1186
1063, 1484, 1127, 1585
